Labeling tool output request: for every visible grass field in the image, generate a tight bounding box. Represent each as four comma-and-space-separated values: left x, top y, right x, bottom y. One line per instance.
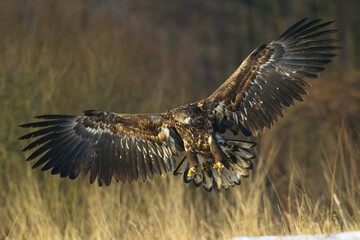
0, 1, 359, 239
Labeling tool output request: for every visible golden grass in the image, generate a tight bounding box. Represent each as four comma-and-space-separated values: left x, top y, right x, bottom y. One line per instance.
0, 1, 359, 239
1, 126, 359, 239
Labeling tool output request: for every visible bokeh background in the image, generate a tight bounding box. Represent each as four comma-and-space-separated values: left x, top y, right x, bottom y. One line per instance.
0, 0, 359, 239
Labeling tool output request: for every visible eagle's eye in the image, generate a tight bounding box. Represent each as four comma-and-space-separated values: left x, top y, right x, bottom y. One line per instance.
184, 116, 193, 126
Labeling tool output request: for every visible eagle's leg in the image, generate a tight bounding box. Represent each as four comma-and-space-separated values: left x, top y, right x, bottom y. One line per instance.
209, 135, 227, 172
186, 150, 199, 177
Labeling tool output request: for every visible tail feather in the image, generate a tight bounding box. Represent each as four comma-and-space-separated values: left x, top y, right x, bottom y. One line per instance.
193, 173, 203, 187
173, 139, 256, 192
202, 172, 214, 192
233, 149, 255, 160
173, 156, 189, 176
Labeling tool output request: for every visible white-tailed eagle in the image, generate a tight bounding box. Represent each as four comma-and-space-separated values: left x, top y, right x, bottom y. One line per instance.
19, 19, 339, 192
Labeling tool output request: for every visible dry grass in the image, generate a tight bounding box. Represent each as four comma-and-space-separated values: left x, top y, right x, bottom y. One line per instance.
1, 127, 359, 239
0, 1, 359, 239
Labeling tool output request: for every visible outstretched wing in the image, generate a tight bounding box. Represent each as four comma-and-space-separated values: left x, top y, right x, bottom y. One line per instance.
204, 19, 339, 136
19, 110, 184, 186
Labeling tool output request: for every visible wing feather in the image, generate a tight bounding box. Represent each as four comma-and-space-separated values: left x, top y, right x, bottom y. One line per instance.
19, 110, 184, 185
134, 138, 145, 182
67, 140, 88, 179
138, 140, 153, 181
205, 19, 339, 136
117, 136, 127, 183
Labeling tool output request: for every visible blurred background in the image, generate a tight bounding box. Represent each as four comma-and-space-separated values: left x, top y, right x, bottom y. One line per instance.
0, 0, 359, 239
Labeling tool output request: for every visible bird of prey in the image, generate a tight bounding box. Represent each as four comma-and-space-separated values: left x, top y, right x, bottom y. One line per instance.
19, 19, 339, 192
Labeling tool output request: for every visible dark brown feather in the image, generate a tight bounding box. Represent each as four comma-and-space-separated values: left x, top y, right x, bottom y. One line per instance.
19, 111, 183, 186
203, 19, 339, 136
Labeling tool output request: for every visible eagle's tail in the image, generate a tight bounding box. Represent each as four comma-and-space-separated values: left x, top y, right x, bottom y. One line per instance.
174, 139, 256, 192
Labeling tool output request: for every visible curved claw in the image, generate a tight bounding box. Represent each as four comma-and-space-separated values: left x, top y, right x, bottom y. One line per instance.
213, 162, 225, 173
187, 167, 196, 177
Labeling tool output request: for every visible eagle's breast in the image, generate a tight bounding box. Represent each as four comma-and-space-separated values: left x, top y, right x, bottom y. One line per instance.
172, 105, 213, 155
182, 131, 212, 155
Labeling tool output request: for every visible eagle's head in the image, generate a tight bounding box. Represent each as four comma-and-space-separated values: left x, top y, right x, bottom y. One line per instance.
171, 103, 203, 127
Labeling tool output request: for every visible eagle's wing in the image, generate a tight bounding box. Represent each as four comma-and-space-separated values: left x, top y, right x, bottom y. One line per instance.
204, 19, 339, 136
19, 110, 184, 186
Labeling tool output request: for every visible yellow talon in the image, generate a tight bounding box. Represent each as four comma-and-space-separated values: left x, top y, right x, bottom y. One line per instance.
213, 162, 225, 173
187, 167, 196, 177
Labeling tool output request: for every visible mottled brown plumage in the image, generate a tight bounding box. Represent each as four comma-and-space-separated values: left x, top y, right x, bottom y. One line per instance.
19, 19, 339, 191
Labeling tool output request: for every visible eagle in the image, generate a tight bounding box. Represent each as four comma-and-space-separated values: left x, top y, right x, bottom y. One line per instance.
19, 19, 339, 192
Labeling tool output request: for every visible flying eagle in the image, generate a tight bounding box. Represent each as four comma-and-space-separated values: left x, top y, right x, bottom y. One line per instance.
19, 19, 339, 192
